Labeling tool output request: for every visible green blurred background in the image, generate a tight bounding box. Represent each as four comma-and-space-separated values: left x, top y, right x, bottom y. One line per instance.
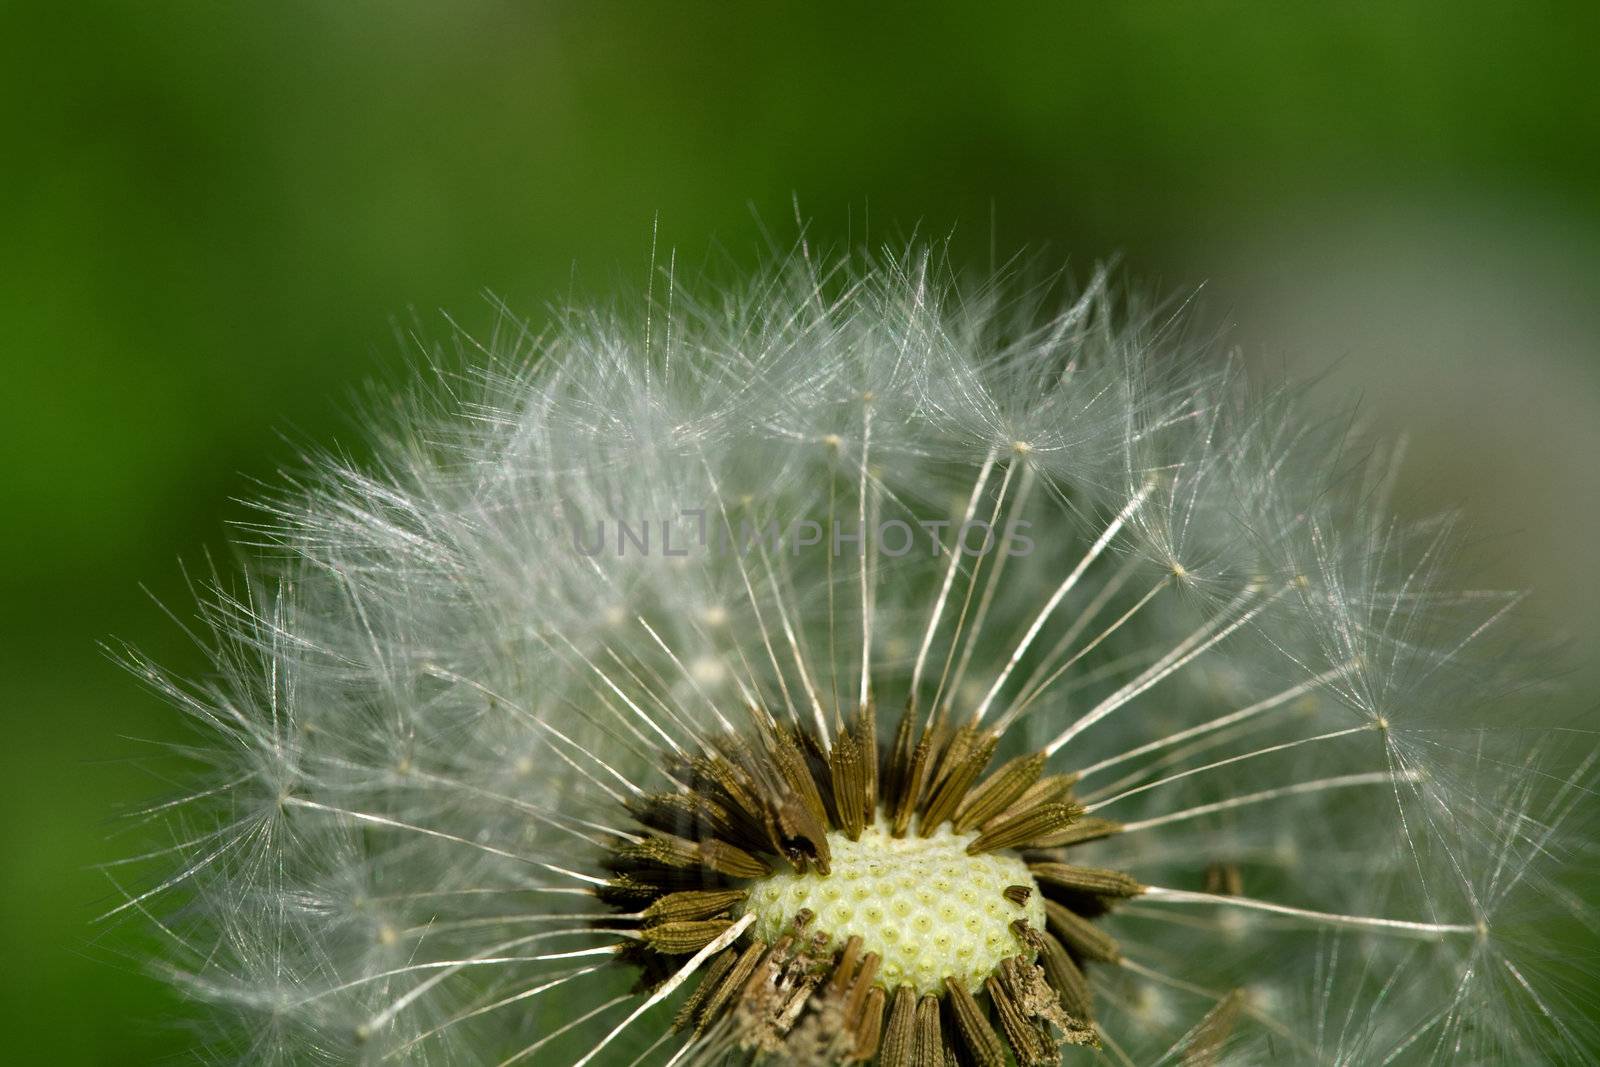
3, 3, 1597, 1061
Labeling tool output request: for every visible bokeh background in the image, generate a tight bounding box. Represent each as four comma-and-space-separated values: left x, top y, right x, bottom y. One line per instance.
4, 3, 1597, 1061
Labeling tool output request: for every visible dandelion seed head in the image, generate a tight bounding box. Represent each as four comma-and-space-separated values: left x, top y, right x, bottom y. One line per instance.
111, 242, 1597, 1064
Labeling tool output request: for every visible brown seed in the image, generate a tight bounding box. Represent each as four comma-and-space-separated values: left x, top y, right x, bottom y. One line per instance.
1025, 815, 1124, 849
773, 728, 831, 833
777, 793, 832, 874
1029, 862, 1145, 899
880, 985, 918, 1067
1204, 861, 1243, 896
927, 723, 975, 797
952, 752, 1047, 832
985, 969, 1050, 1066
919, 729, 1000, 832
912, 993, 945, 1067
852, 986, 887, 1061
1032, 927, 1094, 1020
641, 918, 734, 954
628, 790, 736, 843
982, 773, 1078, 830
1043, 899, 1121, 963
844, 952, 882, 1026
969, 802, 1084, 853
695, 751, 787, 856
856, 698, 879, 815
829, 728, 869, 840
1182, 989, 1245, 1066
693, 754, 761, 821
672, 946, 736, 1031
611, 831, 774, 883
985, 959, 1062, 1067
943, 977, 1006, 1067
774, 972, 823, 1032
830, 934, 865, 993
883, 704, 918, 806
694, 939, 767, 1031
888, 716, 934, 837
600, 874, 680, 902
614, 833, 698, 870
641, 888, 748, 923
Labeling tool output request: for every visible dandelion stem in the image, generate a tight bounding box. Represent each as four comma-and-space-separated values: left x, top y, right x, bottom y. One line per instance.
948, 460, 1037, 716
282, 798, 609, 886
752, 526, 830, 740
498, 993, 634, 1066
1138, 886, 1476, 938
857, 398, 874, 718
635, 614, 737, 735
993, 573, 1170, 732
909, 451, 996, 711
569, 913, 755, 1067
973, 479, 1154, 725
1006, 551, 1143, 718
553, 631, 686, 759
1046, 580, 1281, 755
1082, 725, 1373, 811
1073, 666, 1348, 780
390, 964, 605, 1058
1116, 770, 1420, 832
422, 664, 649, 800
703, 459, 806, 733
929, 461, 1018, 723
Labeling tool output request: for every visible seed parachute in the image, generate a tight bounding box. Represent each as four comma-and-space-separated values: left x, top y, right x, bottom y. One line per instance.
113, 244, 1597, 1064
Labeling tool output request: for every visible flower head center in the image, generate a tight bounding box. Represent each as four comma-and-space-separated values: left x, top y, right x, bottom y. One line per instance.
742, 820, 1046, 995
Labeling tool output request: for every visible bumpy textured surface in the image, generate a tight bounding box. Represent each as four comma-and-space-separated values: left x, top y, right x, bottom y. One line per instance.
742, 821, 1047, 995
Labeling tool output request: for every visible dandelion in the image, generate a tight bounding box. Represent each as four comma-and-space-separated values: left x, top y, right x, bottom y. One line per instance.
113, 245, 1597, 1064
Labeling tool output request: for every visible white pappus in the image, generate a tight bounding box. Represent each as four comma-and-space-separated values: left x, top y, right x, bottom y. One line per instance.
111, 243, 1598, 1065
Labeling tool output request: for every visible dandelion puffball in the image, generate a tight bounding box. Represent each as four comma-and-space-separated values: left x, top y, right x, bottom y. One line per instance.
115, 246, 1596, 1064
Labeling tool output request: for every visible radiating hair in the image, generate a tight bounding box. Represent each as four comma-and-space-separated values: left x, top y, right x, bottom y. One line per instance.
113, 244, 1597, 1064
